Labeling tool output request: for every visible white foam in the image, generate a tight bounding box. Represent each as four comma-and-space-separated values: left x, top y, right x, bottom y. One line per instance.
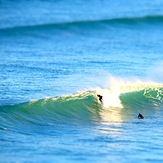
96, 76, 163, 108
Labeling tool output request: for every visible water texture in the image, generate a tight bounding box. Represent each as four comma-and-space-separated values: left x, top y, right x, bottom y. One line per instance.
1, 0, 163, 162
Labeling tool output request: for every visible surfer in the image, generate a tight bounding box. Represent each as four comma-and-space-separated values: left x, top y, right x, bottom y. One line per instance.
97, 94, 103, 103
138, 113, 144, 119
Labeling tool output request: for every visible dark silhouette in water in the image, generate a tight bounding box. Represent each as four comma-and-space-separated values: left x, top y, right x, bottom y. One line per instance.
97, 94, 103, 103
138, 113, 144, 119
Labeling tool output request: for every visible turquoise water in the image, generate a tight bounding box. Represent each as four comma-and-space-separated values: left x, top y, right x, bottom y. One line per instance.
1, 0, 163, 162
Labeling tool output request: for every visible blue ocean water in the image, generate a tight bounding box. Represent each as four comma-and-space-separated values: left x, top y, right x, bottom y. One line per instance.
1, 0, 163, 162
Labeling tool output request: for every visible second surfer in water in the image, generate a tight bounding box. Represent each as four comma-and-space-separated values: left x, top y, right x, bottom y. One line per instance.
138, 113, 144, 119
97, 94, 103, 103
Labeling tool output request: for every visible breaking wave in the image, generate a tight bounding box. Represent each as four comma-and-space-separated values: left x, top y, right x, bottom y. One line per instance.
0, 81, 163, 131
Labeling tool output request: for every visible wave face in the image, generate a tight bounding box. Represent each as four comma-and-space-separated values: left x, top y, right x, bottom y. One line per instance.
0, 83, 163, 132
0, 91, 102, 130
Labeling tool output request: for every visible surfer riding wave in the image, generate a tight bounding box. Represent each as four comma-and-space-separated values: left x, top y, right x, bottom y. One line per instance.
97, 94, 103, 103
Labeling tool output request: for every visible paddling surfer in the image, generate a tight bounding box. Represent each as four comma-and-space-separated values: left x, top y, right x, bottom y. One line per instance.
138, 113, 144, 119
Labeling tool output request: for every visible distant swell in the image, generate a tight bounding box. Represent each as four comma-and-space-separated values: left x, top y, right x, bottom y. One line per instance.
1, 15, 163, 32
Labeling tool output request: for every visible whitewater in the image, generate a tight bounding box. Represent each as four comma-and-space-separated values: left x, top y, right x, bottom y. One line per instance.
1, 0, 163, 162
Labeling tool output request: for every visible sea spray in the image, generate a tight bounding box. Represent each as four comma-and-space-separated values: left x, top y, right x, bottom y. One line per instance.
96, 76, 163, 108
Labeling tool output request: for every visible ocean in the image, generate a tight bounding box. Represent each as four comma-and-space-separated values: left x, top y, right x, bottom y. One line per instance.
1, 0, 163, 162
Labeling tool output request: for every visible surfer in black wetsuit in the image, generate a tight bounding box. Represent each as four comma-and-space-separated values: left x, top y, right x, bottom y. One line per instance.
97, 94, 103, 103
138, 113, 144, 119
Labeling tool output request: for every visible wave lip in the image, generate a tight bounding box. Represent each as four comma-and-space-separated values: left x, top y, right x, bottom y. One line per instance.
120, 86, 163, 108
